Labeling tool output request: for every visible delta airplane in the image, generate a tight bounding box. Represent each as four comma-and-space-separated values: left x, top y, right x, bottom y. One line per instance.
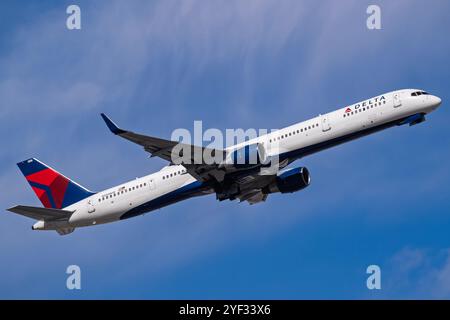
7, 89, 441, 235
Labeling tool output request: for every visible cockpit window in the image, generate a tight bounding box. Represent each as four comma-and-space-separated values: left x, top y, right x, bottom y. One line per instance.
412, 91, 430, 97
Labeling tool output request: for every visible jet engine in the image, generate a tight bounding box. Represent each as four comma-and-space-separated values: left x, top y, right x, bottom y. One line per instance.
263, 167, 311, 194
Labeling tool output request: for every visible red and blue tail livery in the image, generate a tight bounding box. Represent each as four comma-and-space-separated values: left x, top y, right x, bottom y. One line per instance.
17, 158, 95, 209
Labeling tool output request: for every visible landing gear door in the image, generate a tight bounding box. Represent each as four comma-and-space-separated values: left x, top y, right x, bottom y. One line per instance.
394, 93, 402, 107
321, 115, 331, 132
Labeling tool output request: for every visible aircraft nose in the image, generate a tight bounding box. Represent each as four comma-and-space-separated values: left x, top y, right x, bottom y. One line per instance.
431, 95, 442, 108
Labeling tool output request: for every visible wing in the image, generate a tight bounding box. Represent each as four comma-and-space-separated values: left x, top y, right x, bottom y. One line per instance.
7, 205, 74, 221
100, 114, 289, 204
101, 113, 227, 182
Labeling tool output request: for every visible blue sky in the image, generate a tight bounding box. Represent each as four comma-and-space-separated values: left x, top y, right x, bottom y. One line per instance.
1, 0, 450, 299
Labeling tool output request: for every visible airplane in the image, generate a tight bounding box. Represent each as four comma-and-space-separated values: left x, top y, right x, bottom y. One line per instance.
6, 89, 442, 235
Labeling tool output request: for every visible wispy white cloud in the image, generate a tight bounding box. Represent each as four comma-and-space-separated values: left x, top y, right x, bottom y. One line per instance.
382, 247, 450, 299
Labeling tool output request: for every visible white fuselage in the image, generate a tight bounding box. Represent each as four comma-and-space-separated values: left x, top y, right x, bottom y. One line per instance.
50, 89, 441, 230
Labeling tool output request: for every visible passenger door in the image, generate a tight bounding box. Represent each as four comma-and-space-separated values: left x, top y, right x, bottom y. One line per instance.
87, 199, 95, 213
321, 115, 331, 132
393, 93, 402, 107
149, 178, 156, 190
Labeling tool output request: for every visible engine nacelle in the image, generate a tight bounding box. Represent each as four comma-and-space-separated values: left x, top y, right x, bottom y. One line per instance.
264, 167, 311, 194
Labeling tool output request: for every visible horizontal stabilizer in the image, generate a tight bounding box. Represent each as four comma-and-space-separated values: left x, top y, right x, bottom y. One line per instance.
7, 205, 74, 221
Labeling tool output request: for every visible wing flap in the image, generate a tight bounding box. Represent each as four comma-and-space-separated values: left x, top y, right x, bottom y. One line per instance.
7, 205, 74, 221
238, 190, 268, 205
56, 227, 75, 235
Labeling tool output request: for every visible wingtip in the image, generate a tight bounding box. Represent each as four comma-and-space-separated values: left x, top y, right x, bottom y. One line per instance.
6, 206, 18, 213
100, 113, 126, 135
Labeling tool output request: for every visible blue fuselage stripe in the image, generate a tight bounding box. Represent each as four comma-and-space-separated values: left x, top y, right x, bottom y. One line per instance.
120, 181, 207, 220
